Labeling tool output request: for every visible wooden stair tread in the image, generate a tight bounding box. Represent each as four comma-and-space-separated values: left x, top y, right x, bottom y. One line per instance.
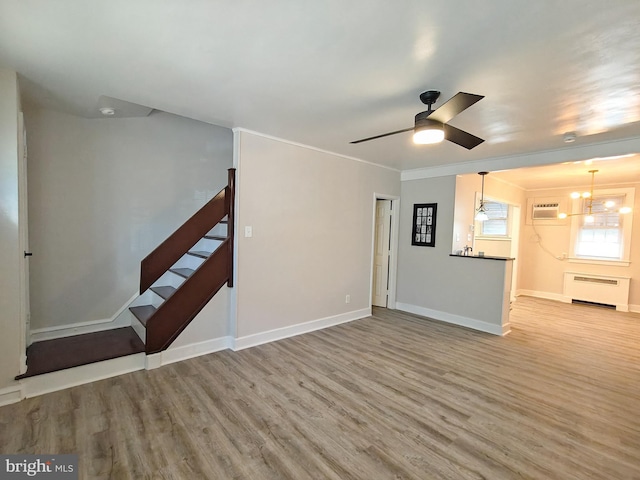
15, 327, 144, 379
187, 250, 211, 259
204, 235, 227, 241
150, 285, 176, 300
129, 305, 156, 326
170, 267, 195, 279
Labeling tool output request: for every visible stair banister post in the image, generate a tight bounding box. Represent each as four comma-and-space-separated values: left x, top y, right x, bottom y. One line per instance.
227, 168, 236, 288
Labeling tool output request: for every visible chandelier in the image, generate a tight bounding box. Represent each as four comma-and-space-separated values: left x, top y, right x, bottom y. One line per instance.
558, 170, 632, 222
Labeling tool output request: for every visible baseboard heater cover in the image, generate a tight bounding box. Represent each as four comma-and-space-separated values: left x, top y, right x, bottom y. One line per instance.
563, 272, 631, 312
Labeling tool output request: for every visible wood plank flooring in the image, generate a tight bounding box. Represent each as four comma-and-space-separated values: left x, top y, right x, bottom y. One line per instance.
2, 296, 640, 479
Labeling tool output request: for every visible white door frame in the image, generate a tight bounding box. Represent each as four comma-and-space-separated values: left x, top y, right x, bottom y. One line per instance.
18, 112, 30, 373
509, 205, 521, 302
369, 193, 400, 309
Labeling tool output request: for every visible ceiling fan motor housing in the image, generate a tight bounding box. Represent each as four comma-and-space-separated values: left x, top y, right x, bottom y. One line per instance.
415, 111, 443, 130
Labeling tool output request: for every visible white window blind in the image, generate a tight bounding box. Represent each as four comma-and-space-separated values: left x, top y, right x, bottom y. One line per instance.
481, 201, 509, 236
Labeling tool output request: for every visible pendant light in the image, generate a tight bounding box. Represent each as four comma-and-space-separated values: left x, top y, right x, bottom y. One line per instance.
475, 172, 489, 222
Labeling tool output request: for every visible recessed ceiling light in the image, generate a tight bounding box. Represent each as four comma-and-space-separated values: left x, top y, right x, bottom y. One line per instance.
99, 107, 115, 116
563, 132, 577, 143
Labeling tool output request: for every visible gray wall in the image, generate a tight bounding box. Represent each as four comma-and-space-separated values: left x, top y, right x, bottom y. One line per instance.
234, 131, 400, 339
26, 108, 233, 330
396, 176, 510, 332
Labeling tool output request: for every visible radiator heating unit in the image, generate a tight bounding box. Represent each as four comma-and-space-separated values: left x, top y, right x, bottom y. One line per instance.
563, 272, 631, 312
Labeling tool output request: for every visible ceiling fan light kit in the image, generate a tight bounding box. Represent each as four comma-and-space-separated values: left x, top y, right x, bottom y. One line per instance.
350, 90, 485, 150
413, 117, 445, 144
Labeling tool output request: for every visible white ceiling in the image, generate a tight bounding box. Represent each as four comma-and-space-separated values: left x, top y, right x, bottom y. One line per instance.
1, 0, 640, 177
490, 154, 640, 190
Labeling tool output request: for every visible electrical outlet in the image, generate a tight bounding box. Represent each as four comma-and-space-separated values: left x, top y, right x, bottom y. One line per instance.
467, 233, 472, 241
456, 233, 460, 242
345, 294, 351, 304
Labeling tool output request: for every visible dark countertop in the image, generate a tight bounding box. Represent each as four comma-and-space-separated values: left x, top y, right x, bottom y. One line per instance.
449, 254, 515, 261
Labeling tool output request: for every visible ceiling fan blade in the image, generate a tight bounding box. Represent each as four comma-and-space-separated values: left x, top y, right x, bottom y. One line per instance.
444, 124, 484, 150
429, 92, 484, 124
350, 127, 414, 144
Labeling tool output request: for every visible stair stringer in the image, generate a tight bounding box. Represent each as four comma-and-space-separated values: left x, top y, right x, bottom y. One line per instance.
145, 239, 231, 354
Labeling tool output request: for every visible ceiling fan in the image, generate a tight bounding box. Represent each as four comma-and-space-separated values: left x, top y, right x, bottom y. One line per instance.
350, 90, 485, 150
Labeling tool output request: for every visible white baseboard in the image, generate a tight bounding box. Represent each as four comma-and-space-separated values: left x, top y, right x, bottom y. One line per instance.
0, 385, 24, 407
517, 290, 635, 312
22, 353, 145, 398
145, 353, 163, 370
232, 308, 371, 351
30, 292, 138, 342
395, 303, 508, 336
14, 310, 371, 401
516, 290, 569, 303
152, 336, 232, 367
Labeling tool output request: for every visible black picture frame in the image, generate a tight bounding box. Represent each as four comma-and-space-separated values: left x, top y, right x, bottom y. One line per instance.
411, 203, 437, 247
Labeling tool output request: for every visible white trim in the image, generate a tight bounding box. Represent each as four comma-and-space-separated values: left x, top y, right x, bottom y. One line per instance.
0, 385, 24, 407
369, 193, 401, 310
160, 337, 232, 366
145, 353, 163, 370
18, 111, 29, 370
21, 353, 145, 398
518, 290, 638, 313
567, 258, 631, 267
232, 308, 370, 351
516, 289, 570, 303
567, 186, 635, 265
229, 130, 241, 341
475, 236, 512, 241
401, 137, 640, 181
30, 292, 137, 342
387, 196, 400, 310
396, 302, 509, 336
232, 127, 400, 173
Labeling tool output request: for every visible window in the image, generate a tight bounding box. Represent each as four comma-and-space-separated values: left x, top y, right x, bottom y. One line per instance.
575, 195, 623, 259
480, 201, 509, 236
570, 188, 634, 265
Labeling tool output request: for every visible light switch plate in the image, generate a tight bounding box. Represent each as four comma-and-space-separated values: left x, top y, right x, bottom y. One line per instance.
244, 226, 252, 238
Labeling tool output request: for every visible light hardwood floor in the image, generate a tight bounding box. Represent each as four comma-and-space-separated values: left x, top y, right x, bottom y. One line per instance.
2, 296, 640, 479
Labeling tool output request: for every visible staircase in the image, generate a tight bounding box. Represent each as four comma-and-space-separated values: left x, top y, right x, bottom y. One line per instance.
17, 168, 235, 379
128, 167, 235, 354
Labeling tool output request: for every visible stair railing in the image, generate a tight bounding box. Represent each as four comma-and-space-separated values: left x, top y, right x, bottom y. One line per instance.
140, 168, 235, 353
140, 168, 235, 292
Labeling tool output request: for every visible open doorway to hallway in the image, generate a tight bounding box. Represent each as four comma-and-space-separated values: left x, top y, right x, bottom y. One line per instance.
371, 196, 399, 309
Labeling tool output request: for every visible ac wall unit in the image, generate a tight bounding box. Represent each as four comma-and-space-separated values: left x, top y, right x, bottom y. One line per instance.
532, 203, 559, 220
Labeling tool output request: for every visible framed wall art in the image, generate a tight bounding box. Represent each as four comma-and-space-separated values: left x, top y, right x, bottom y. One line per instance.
411, 203, 437, 247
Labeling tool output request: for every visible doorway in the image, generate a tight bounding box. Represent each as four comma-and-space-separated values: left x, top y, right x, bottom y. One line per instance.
371, 196, 399, 308
18, 112, 30, 374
